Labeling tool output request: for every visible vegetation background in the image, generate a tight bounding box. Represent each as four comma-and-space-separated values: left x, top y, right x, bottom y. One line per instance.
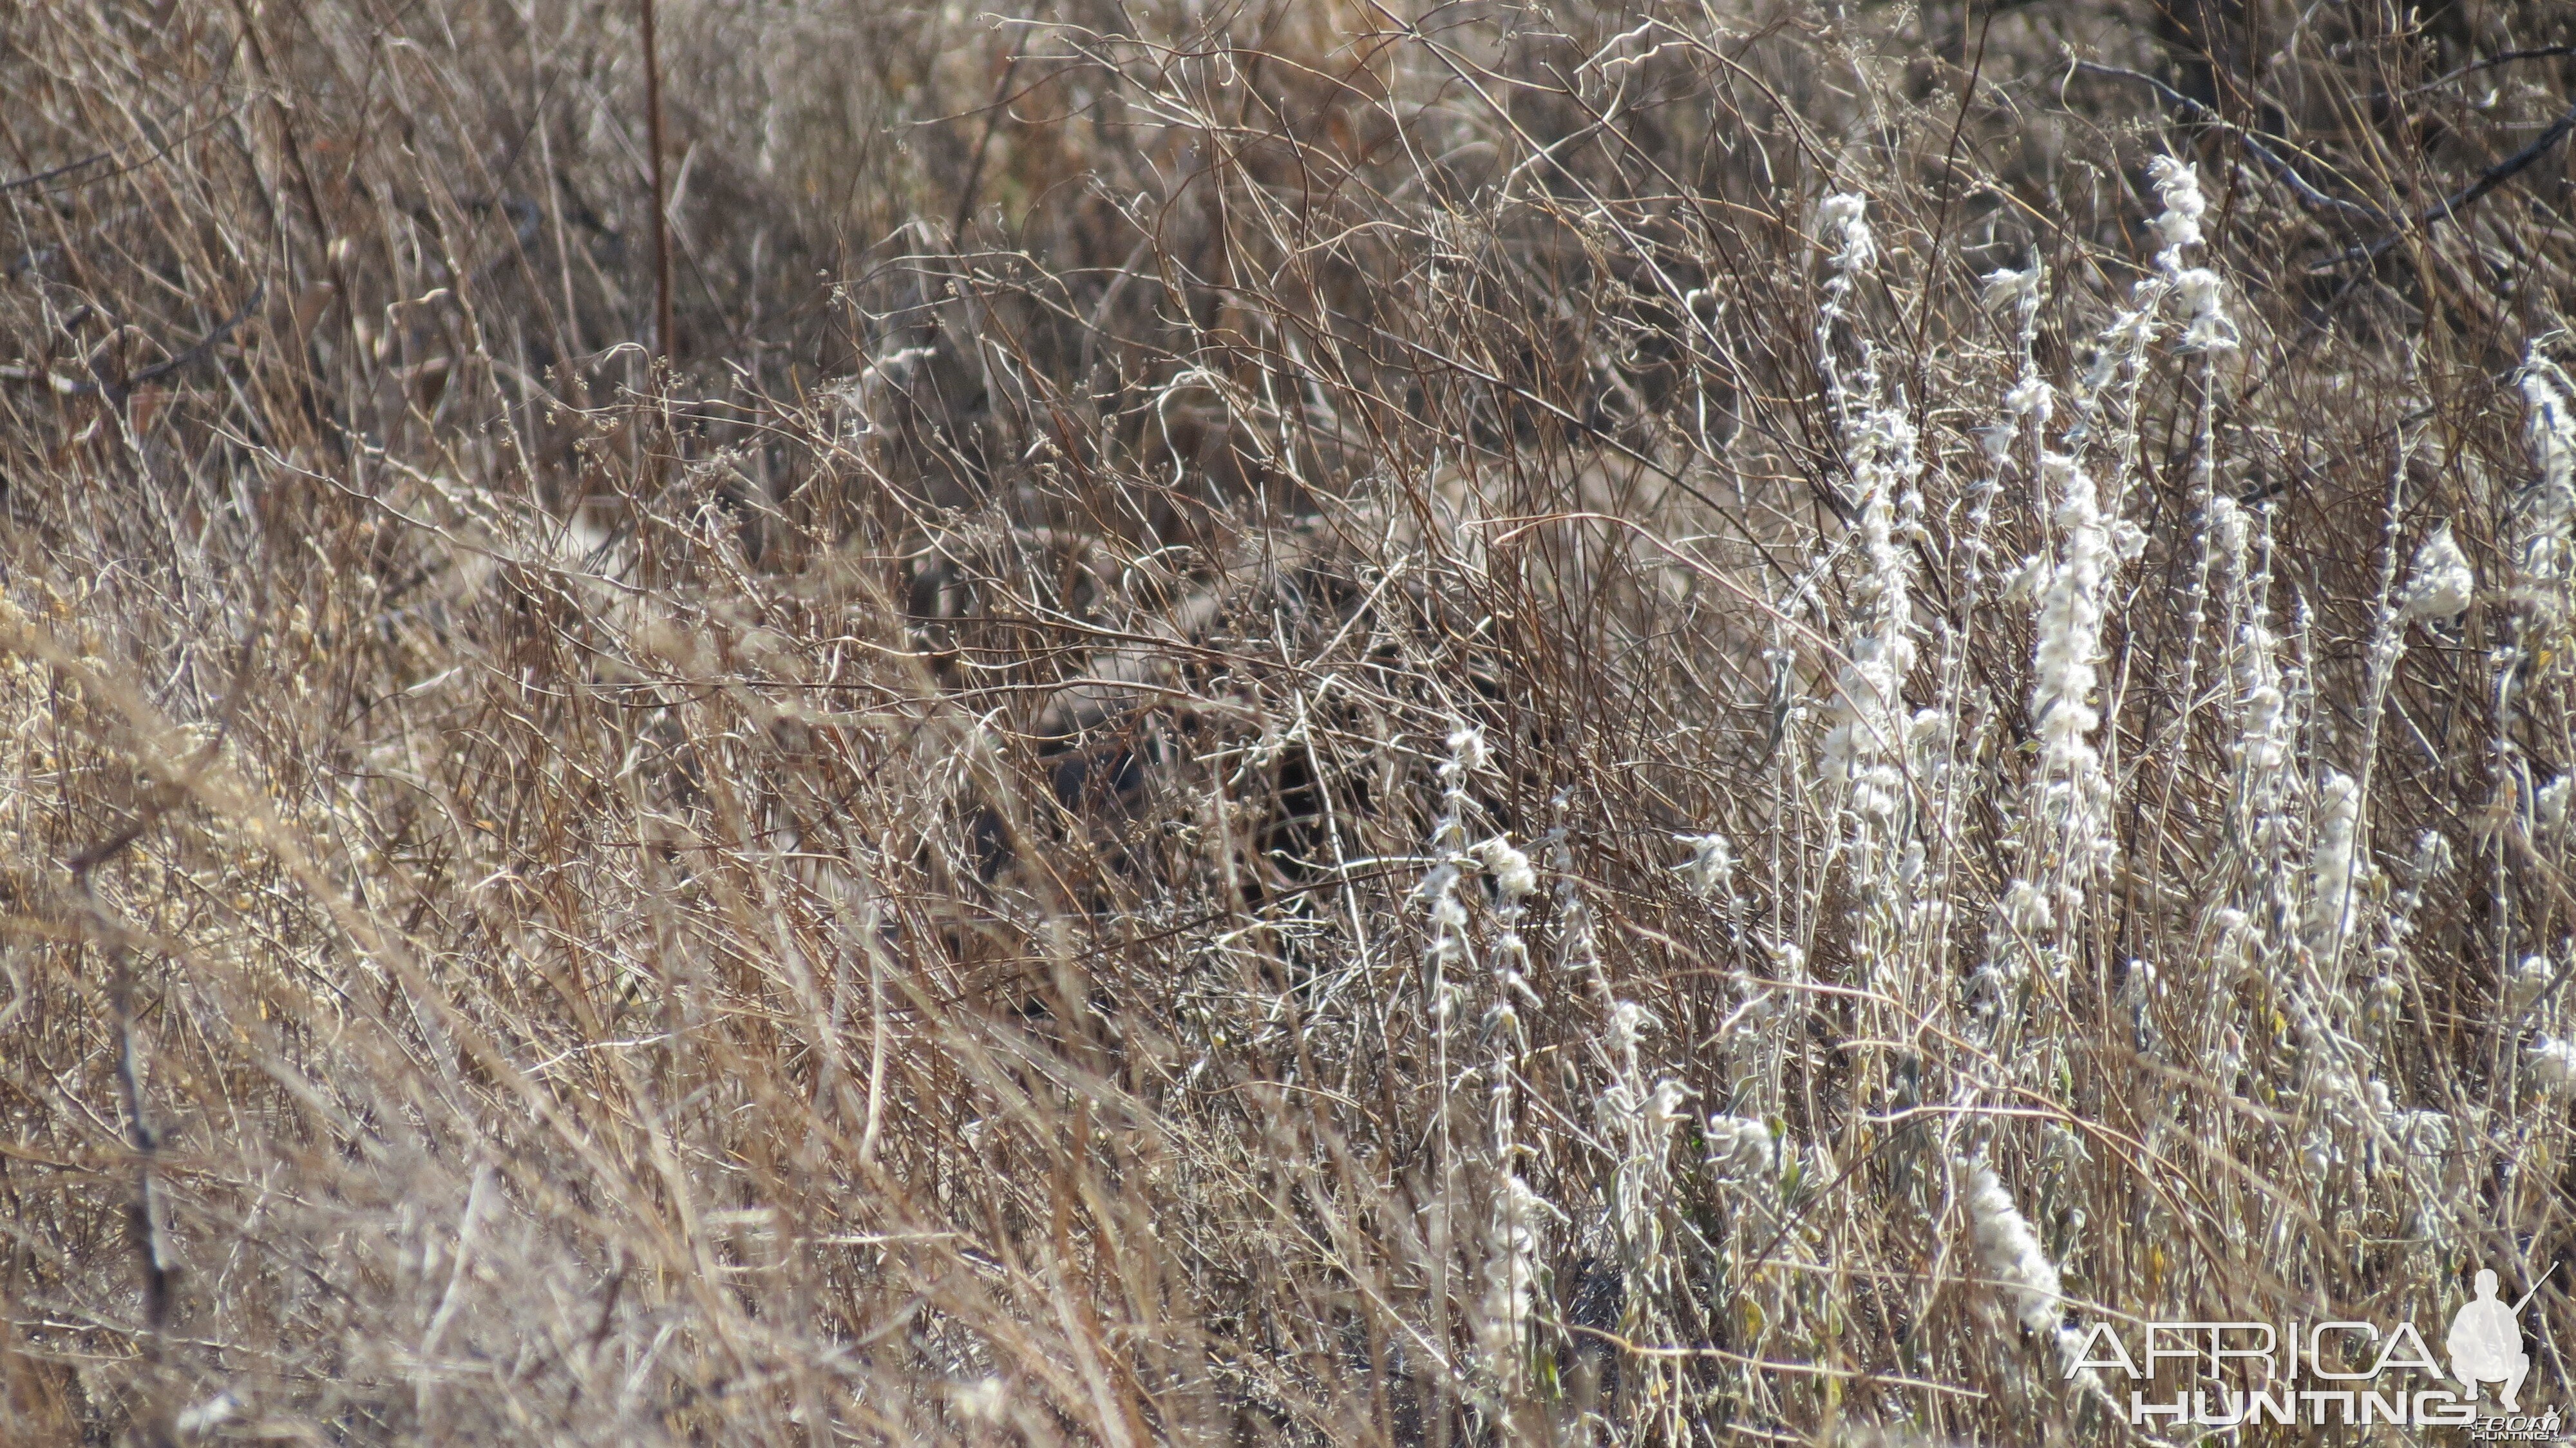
4, 0, 2574, 1442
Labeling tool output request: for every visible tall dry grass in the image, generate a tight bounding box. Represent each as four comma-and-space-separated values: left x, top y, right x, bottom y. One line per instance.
3, 0, 2574, 1442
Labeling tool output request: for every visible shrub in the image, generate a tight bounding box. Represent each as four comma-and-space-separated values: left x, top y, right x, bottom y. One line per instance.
3, 0, 2572, 1442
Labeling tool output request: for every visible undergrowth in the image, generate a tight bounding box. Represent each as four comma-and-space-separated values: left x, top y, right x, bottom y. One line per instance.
4, 0, 2575, 1442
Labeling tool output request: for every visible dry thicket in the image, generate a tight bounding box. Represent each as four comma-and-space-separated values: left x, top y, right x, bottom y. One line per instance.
4, 0, 2576, 1442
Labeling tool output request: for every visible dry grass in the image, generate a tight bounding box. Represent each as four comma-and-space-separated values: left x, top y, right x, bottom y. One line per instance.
4, 0, 2575, 1442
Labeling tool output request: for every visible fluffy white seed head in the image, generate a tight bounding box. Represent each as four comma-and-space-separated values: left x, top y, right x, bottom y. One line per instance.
1819, 193, 1876, 274
1966, 1158, 2065, 1334
1706, 1115, 1775, 1180
1604, 998, 1657, 1057
1473, 835, 1537, 902
2146, 155, 2208, 257
2233, 616, 2297, 785
951, 1377, 1010, 1424
2023, 456, 2119, 879
2529, 1036, 2576, 1092
2304, 772, 2368, 955
2519, 354, 2576, 590
2385, 1102, 2452, 1168
1444, 724, 1490, 779
1982, 263, 2041, 312
2538, 774, 2571, 834
1821, 406, 1922, 832
175, 1392, 242, 1436
2000, 553, 2049, 606
1677, 833, 1736, 898
1476, 1175, 1558, 1377
1645, 1077, 1692, 1137
2172, 266, 2237, 351
2402, 522, 2475, 620
2001, 877, 2053, 936
2526, 355, 2576, 499
2004, 376, 2054, 423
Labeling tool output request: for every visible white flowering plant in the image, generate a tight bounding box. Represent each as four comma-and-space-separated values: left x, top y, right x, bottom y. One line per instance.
3, 5, 2571, 1447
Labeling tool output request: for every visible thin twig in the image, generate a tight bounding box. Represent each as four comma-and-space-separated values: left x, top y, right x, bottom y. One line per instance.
2406, 44, 2576, 97
2071, 60, 2386, 222
951, 31, 1034, 245
64, 283, 267, 404
639, 0, 675, 362
2311, 100, 2576, 271
48, 585, 266, 1425
0, 39, 245, 196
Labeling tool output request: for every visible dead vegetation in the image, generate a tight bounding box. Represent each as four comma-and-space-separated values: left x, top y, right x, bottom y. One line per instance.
4, 0, 2575, 1442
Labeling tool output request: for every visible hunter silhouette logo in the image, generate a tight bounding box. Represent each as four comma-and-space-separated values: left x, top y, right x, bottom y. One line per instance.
2449, 1270, 2537, 1411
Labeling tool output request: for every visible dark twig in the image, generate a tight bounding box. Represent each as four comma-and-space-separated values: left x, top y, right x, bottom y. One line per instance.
2076, 58, 2576, 278
64, 283, 267, 405
65, 836, 180, 1349
951, 31, 1035, 245
2310, 100, 2576, 271
1, 150, 118, 196
2407, 45, 2576, 97
2072, 60, 2387, 222
43, 555, 270, 1355
0, 41, 245, 197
